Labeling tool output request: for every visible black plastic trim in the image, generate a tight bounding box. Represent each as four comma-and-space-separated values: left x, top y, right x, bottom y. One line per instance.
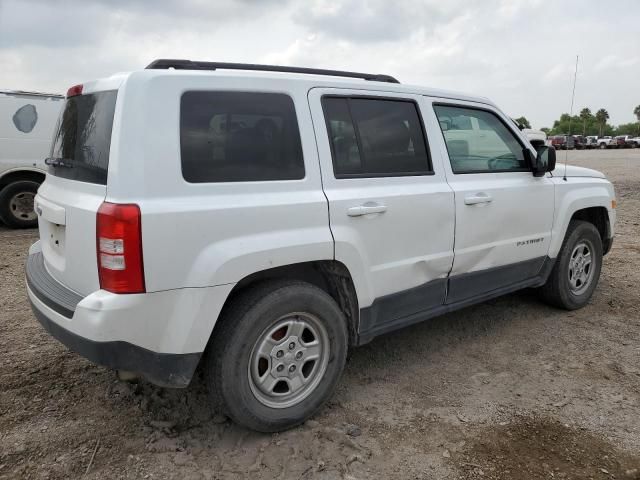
146, 59, 400, 84
29, 298, 201, 388
446, 256, 546, 304
358, 278, 446, 334
26, 252, 82, 319
356, 256, 555, 345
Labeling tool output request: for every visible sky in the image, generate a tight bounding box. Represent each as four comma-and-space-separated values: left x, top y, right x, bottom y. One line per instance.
1, 0, 638, 129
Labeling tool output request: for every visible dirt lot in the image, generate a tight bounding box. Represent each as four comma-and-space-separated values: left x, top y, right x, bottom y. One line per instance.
1, 149, 639, 479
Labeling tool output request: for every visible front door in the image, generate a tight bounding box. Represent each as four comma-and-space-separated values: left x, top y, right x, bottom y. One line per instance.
429, 100, 554, 304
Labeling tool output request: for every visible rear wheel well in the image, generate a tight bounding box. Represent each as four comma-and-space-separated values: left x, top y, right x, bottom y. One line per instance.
570, 206, 610, 252
0, 170, 45, 191
221, 261, 359, 345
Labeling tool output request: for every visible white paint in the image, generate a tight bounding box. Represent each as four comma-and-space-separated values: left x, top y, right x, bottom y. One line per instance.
28, 68, 616, 356
0, 90, 63, 180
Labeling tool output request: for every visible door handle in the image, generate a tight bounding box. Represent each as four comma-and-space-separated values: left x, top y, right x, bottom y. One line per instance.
464, 193, 493, 205
347, 203, 387, 217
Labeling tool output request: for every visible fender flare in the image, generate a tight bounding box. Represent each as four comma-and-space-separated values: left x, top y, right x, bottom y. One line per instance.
549, 184, 614, 258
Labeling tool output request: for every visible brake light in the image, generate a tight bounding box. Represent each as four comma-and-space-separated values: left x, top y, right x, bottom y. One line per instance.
96, 202, 145, 294
66, 84, 83, 97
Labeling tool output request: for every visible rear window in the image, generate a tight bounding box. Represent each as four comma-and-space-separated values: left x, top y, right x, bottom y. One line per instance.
48, 91, 117, 185
180, 91, 305, 183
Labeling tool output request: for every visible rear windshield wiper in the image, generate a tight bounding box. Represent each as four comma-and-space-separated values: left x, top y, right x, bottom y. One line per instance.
44, 157, 74, 168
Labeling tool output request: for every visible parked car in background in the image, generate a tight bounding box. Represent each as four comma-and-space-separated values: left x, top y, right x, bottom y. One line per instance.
585, 137, 598, 149
523, 128, 548, 149
572, 135, 587, 150
615, 135, 638, 148
26, 60, 616, 432
613, 136, 628, 148
0, 90, 64, 228
597, 136, 614, 149
628, 136, 640, 148
550, 135, 574, 150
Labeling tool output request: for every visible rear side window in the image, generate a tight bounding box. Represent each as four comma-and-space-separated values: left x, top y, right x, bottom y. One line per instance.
49, 91, 117, 185
322, 97, 431, 177
180, 92, 305, 182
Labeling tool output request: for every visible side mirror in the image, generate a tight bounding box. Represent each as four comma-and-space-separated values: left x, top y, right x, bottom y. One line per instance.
530, 146, 556, 177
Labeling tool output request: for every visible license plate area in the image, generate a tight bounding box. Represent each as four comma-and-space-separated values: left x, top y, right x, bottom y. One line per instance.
40, 221, 66, 272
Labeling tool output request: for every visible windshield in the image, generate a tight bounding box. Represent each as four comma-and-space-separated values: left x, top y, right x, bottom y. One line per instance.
48, 90, 117, 185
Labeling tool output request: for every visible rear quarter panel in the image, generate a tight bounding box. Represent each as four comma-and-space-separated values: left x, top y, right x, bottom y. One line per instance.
107, 72, 333, 292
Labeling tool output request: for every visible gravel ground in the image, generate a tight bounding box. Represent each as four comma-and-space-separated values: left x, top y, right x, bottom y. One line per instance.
1, 149, 639, 479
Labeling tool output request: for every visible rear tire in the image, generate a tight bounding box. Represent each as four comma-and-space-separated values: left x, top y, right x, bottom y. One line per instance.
0, 180, 40, 228
539, 220, 603, 310
205, 280, 348, 432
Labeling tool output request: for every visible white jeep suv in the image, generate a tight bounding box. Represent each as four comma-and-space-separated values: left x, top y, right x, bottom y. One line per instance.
26, 60, 616, 432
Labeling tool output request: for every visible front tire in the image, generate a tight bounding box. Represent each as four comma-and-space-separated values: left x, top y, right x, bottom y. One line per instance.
206, 280, 348, 432
539, 220, 603, 310
0, 180, 40, 228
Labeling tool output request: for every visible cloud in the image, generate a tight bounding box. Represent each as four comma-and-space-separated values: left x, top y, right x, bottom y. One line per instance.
1, 0, 639, 128
292, 0, 458, 43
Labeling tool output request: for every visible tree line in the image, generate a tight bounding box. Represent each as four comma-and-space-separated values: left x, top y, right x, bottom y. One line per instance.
517, 105, 640, 137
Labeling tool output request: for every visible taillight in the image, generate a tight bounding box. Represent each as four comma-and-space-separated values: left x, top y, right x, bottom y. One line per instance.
66, 84, 83, 97
96, 202, 145, 294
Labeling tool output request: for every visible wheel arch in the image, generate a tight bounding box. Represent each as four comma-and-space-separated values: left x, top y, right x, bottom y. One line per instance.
570, 206, 610, 251
214, 260, 360, 346
0, 168, 46, 191
550, 186, 614, 259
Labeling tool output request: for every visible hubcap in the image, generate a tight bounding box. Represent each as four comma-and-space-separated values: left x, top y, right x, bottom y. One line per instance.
568, 241, 595, 294
248, 313, 329, 409
9, 191, 37, 222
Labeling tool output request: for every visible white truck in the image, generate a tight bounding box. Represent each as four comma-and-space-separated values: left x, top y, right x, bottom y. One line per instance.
26, 61, 616, 432
597, 136, 615, 149
0, 90, 64, 228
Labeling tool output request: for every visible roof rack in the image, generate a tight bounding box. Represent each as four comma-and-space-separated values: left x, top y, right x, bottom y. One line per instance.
145, 59, 400, 84
1, 89, 64, 98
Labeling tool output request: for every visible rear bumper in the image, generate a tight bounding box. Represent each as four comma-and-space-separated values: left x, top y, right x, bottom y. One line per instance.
29, 301, 200, 387
25, 245, 234, 387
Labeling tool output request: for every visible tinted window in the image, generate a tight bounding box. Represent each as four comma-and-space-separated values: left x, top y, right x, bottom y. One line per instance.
49, 91, 117, 185
322, 97, 430, 177
434, 105, 527, 173
180, 92, 304, 182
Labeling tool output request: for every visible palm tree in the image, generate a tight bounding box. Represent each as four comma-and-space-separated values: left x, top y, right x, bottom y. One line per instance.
634, 105, 640, 135
579, 108, 591, 136
595, 109, 609, 137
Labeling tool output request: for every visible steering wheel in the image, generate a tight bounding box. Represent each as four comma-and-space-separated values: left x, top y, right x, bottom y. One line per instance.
488, 153, 516, 170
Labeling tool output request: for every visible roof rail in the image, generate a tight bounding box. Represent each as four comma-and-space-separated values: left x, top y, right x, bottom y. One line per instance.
145, 59, 400, 84
1, 90, 64, 98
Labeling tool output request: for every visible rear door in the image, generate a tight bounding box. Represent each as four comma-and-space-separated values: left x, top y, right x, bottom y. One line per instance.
308, 88, 455, 335
35, 87, 118, 295
429, 99, 554, 303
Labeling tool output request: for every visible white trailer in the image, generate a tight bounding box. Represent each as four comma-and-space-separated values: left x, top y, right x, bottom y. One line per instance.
0, 90, 64, 227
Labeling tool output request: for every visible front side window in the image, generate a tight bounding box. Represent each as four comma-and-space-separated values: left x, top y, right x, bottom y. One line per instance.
434, 105, 527, 173
322, 97, 431, 177
180, 92, 305, 182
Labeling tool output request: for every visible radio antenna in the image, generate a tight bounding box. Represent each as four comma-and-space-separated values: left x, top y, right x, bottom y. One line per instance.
564, 55, 579, 181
